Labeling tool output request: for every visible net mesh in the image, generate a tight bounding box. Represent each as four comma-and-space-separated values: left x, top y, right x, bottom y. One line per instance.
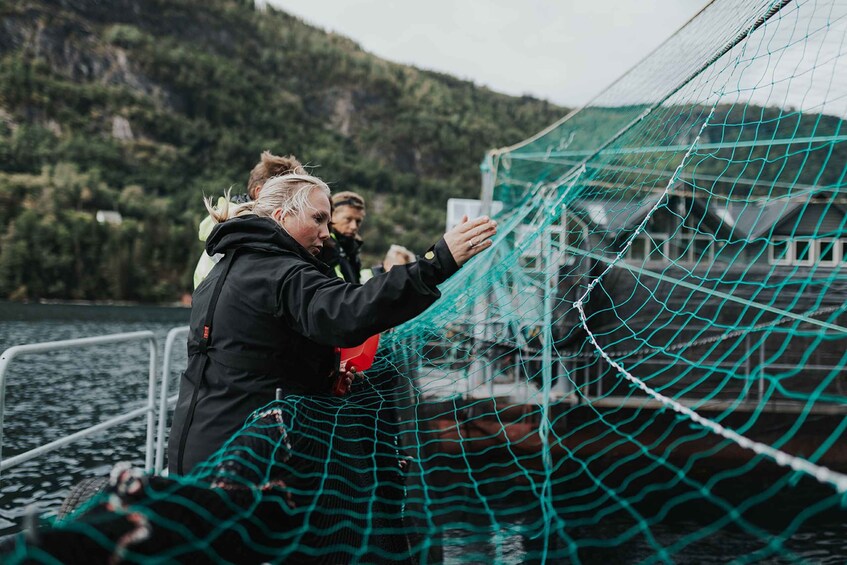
8, 0, 847, 562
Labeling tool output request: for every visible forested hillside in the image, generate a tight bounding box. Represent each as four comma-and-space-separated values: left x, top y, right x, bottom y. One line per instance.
0, 0, 565, 302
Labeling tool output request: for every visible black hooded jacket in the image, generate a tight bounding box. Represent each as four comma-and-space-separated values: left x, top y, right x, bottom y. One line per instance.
168, 215, 459, 474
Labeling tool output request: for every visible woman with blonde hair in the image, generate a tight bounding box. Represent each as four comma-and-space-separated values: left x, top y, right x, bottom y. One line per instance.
169, 169, 495, 562
171, 169, 496, 471
192, 151, 306, 287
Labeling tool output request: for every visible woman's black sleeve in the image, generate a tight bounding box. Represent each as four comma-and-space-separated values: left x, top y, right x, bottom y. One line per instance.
277, 238, 459, 346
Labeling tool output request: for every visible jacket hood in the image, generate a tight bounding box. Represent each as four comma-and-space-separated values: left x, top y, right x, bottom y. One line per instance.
206, 215, 330, 273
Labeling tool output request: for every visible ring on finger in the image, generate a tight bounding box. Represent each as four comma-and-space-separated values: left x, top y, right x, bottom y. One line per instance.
468, 240, 476, 249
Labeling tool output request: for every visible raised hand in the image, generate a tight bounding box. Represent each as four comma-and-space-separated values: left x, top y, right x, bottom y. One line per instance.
444, 214, 498, 266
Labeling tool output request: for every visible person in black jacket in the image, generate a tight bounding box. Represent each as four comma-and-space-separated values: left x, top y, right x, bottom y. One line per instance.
169, 172, 496, 475
317, 190, 367, 282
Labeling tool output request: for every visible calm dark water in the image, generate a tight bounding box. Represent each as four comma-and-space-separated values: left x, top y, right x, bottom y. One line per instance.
1, 302, 846, 563
0, 301, 189, 536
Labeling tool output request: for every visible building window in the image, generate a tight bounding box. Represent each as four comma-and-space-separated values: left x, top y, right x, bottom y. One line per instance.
769, 237, 792, 265
675, 233, 719, 264
626, 236, 648, 261
818, 239, 838, 266
625, 234, 668, 262
769, 237, 842, 266
794, 239, 814, 266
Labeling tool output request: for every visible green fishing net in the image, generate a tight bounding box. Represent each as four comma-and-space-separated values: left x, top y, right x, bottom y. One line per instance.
8, 0, 847, 562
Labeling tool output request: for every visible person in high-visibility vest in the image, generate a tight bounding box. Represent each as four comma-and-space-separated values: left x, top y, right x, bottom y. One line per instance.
317, 191, 367, 283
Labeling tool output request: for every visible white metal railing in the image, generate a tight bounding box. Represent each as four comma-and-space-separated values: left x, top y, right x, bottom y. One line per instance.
0, 331, 159, 474
155, 326, 190, 473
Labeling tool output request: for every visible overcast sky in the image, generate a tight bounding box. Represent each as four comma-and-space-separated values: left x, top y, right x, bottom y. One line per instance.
267, 0, 710, 107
